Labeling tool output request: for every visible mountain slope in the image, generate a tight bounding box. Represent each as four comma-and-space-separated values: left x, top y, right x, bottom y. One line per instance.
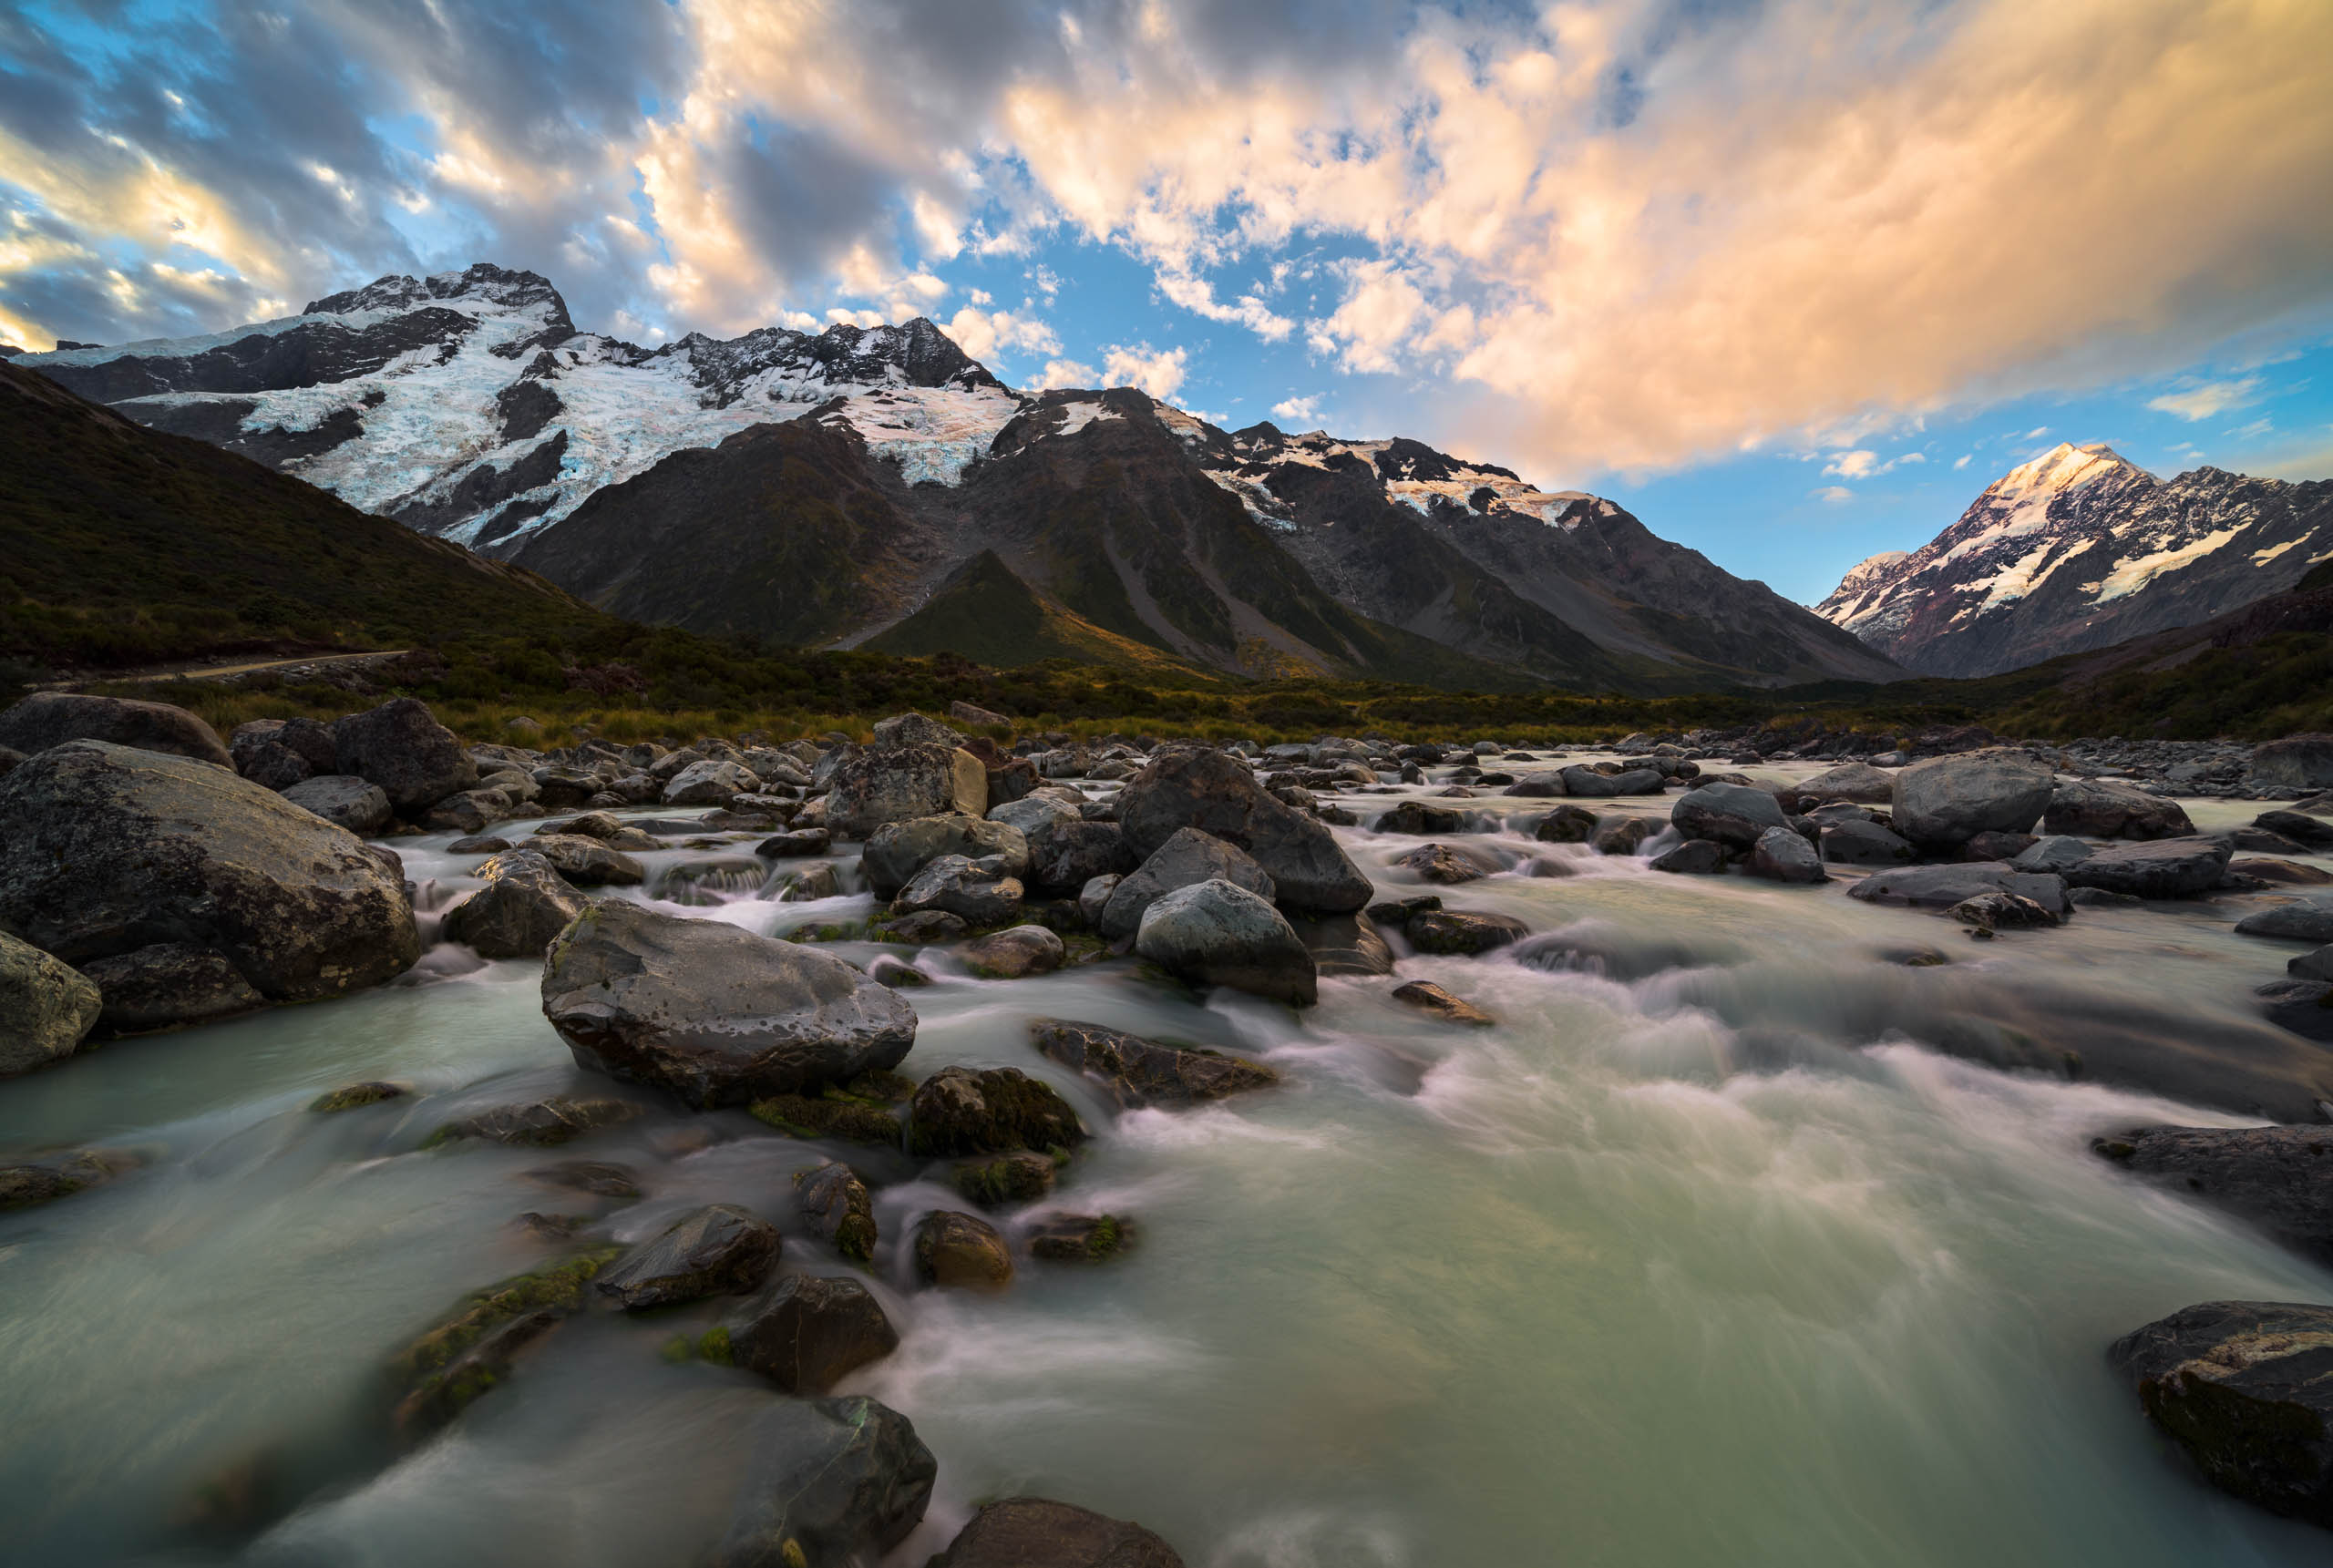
1817, 441, 2333, 677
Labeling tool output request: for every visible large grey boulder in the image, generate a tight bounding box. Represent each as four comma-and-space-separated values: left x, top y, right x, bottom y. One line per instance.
992, 794, 1135, 893
2009, 835, 2094, 873
0, 930, 101, 1075
2235, 900, 2333, 943
908, 1065, 1088, 1157
596, 1204, 779, 1309
725, 1274, 899, 1394
825, 743, 985, 837
928, 1498, 1186, 1568
1890, 749, 2053, 846
332, 697, 476, 813
443, 850, 590, 958
0, 742, 418, 1023
2108, 1301, 2333, 1527
526, 833, 645, 886
1820, 819, 1916, 866
663, 757, 758, 806
2043, 777, 2194, 839
1845, 862, 2070, 914
2252, 734, 2333, 790
1114, 748, 1371, 912
872, 711, 965, 750
1135, 878, 1318, 1005
1100, 828, 1275, 941
2061, 835, 2232, 899
540, 901, 917, 1108
1745, 825, 1827, 884
231, 716, 338, 789
712, 1397, 936, 1568
1670, 783, 1785, 849
0, 692, 230, 767
1793, 760, 1896, 804
863, 816, 1029, 898
891, 854, 1023, 925
2093, 1124, 2333, 1263
77, 942, 263, 1034
280, 774, 394, 835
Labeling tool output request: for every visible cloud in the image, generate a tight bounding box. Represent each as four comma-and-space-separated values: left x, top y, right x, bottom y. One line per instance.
1102, 342, 1187, 399
942, 305, 1060, 363
2148, 374, 2263, 421
1953, 454, 1971, 470
1155, 269, 1293, 341
1027, 357, 1098, 390
1811, 486, 1855, 505
1821, 448, 1925, 479
2226, 415, 2275, 440
1271, 394, 1323, 423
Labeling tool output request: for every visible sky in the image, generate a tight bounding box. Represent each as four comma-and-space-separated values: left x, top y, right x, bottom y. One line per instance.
4, 0, 2331, 605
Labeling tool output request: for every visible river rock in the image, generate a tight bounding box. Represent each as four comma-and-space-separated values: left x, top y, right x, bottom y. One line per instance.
2045, 778, 2195, 839
2061, 836, 2233, 899
2252, 734, 2333, 790
0, 742, 417, 1021
443, 851, 590, 959
891, 854, 1023, 925
1135, 878, 1319, 1005
926, 1497, 1185, 1568
0, 930, 102, 1074
1027, 1213, 1135, 1262
526, 833, 645, 886
1846, 863, 2070, 914
1947, 891, 2061, 931
908, 1065, 1088, 1157
1534, 804, 1599, 844
724, 1274, 900, 1394
2093, 1124, 2333, 1262
1286, 910, 1394, 976
1502, 772, 1565, 797
961, 925, 1065, 979
1820, 819, 1916, 866
1099, 828, 1276, 941
793, 1161, 879, 1262
2256, 809, 2333, 849
278, 774, 395, 835
595, 1203, 778, 1309
541, 900, 917, 1109
1114, 748, 1371, 912
331, 697, 476, 814
2235, 902, 2333, 943
1560, 765, 1664, 797
1650, 838, 1726, 875
427, 1095, 642, 1147
825, 743, 986, 837
1379, 800, 1469, 835
389, 1247, 617, 1439
1591, 817, 1659, 856
885, 910, 968, 944
1671, 783, 1786, 850
712, 1396, 936, 1568
874, 712, 966, 750
0, 692, 231, 767
77, 942, 264, 1033
1405, 907, 1530, 954
2293, 947, 2333, 983
663, 758, 757, 806
864, 815, 1030, 898
1390, 979, 1495, 1025
758, 827, 833, 857
913, 1209, 1014, 1287
1890, 749, 2054, 846
230, 717, 334, 789
1029, 1019, 1280, 1109
955, 1151, 1057, 1207
0, 1149, 131, 1211
2008, 835, 2094, 873
1027, 821, 1134, 894
1793, 760, 1896, 804
1393, 842, 1496, 884
1746, 825, 1827, 885
2107, 1300, 2333, 1526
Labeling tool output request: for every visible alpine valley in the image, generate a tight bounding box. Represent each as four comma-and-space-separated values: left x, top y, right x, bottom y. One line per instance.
14, 264, 1899, 693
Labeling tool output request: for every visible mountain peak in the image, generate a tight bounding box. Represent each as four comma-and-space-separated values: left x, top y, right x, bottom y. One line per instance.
1989, 440, 2150, 503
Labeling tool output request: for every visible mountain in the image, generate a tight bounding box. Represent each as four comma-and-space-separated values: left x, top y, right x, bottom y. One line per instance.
19, 262, 1898, 692
1815, 441, 2333, 677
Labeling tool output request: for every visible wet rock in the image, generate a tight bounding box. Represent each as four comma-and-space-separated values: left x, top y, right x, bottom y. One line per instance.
1670, 783, 1786, 850
2235, 858, 2333, 887
1077, 875, 1122, 928
774, 864, 842, 903
1377, 800, 1469, 835
1960, 829, 2039, 862
526, 1160, 641, 1198
1847, 863, 2071, 915
526, 833, 646, 886
448, 834, 512, 856
757, 827, 833, 857
0, 1148, 132, 1210
1746, 825, 1827, 885
1029, 1018, 1279, 1109
2293, 947, 2333, 983
541, 901, 917, 1109
1793, 760, 1896, 804
2107, 1300, 2333, 1526
2236, 901, 2333, 943
1026, 820, 1135, 895
663, 758, 757, 806
1948, 891, 2061, 931
1136, 878, 1319, 1005
2068, 886, 2143, 909
0, 692, 231, 767
825, 743, 987, 837
1099, 828, 1275, 942
1559, 765, 1664, 797
1890, 748, 2053, 846
913, 1209, 1014, 1287
332, 697, 477, 815
1591, 817, 1659, 856
1115, 748, 1371, 912
926, 1497, 1185, 1568
1390, 979, 1495, 1026
908, 1065, 1088, 1156
2009, 835, 2094, 873
1820, 819, 1916, 866
0, 930, 102, 1074
231, 716, 340, 789
312, 1081, 405, 1112
1394, 841, 1495, 884
723, 1274, 900, 1394
2045, 778, 2195, 840
444, 850, 591, 958
2256, 809, 2333, 849
596, 1203, 778, 1309
1650, 838, 1726, 875
0, 742, 417, 1021
794, 1160, 879, 1263
882, 910, 968, 945
712, 1396, 936, 1568
1405, 907, 1531, 954
863, 815, 1029, 898
1502, 772, 1565, 798
1286, 910, 1394, 977
653, 856, 771, 906
419, 787, 513, 835
388, 1247, 619, 1439
748, 1085, 906, 1146
954, 1151, 1057, 1207
891, 854, 1024, 926
1028, 1213, 1135, 1262
2062, 836, 2233, 899
427, 1095, 643, 1148
961, 925, 1065, 979
1535, 805, 1599, 844
2093, 1124, 2333, 1262
2251, 734, 2333, 790
78, 942, 265, 1034
279, 774, 395, 835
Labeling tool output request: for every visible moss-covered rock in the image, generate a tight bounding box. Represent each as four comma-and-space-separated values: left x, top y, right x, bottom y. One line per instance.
907, 1066, 1087, 1158
388, 1247, 619, 1437
953, 1151, 1057, 1209
423, 1095, 642, 1148
795, 1161, 879, 1263
312, 1081, 406, 1112
1027, 1213, 1135, 1262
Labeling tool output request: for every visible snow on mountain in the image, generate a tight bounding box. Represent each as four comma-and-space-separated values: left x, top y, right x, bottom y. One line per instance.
1815, 440, 2333, 677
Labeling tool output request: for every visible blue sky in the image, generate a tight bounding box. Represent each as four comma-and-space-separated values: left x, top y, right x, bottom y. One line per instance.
5, 0, 2329, 606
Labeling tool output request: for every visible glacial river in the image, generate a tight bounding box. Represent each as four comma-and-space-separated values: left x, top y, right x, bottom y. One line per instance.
2, 762, 2328, 1566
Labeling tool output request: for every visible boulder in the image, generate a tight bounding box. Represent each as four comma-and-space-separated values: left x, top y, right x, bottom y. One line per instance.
2256, 809, 2333, 849
948, 699, 1011, 729
913, 1210, 1014, 1288
2293, 946, 2333, 983
1027, 821, 1135, 895
961, 925, 1065, 979
2061, 836, 2233, 899
0, 1149, 132, 1211
1960, 829, 2038, 862
1846, 863, 2071, 915
2251, 734, 2333, 790
427, 1095, 642, 1147
891, 855, 1024, 926
1114, 748, 1371, 912
1591, 817, 1659, 856
0, 930, 102, 1074
1286, 911, 1394, 977
1820, 819, 1916, 866
1027, 1213, 1135, 1261
724, 1274, 900, 1393
795, 1161, 879, 1262
1076, 875, 1121, 928
526, 833, 646, 886
77, 942, 263, 1033
2044, 778, 2194, 839
1889, 748, 2053, 846
757, 827, 833, 857
418, 787, 512, 835
1099, 828, 1275, 942
540, 901, 917, 1109
825, 743, 986, 837
0, 692, 230, 767
332, 697, 477, 814
1650, 839, 1726, 876
1745, 825, 1827, 885
595, 1204, 779, 1309
444, 850, 591, 958
2093, 1124, 2333, 1262
0, 742, 417, 1021
1135, 878, 1319, 1005
1793, 760, 1896, 804
1670, 783, 1787, 850
712, 1397, 936, 1568
884, 911, 968, 944
954, 1151, 1057, 1207
1394, 843, 1493, 884
1406, 908, 1531, 953
873, 712, 966, 750
924, 1497, 1186, 1568
1378, 801, 1470, 835
2009, 835, 2094, 873
1029, 1019, 1280, 1109
2107, 1301, 2333, 1526
388, 1248, 617, 1439
279, 774, 395, 835
2235, 901, 2333, 943
1558, 765, 1664, 797
863, 816, 1029, 898
908, 1066, 1088, 1157
1390, 979, 1495, 1026
231, 715, 339, 787
1534, 805, 1599, 844
1502, 772, 1565, 798
1947, 891, 2061, 930
662, 758, 758, 806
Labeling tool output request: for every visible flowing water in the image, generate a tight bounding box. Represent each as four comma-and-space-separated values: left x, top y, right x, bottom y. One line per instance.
3, 764, 2330, 1566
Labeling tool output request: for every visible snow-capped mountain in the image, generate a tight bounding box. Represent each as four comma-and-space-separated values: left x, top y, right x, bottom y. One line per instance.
1816, 441, 2333, 677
